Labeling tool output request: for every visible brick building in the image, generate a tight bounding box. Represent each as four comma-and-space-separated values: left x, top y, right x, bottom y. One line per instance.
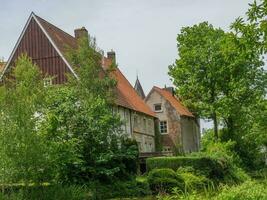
145, 86, 200, 154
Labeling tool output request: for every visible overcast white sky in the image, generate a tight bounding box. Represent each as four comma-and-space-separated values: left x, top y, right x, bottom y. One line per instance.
0, 0, 253, 130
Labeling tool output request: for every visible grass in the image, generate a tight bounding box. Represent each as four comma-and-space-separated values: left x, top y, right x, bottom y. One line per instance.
158, 178, 267, 200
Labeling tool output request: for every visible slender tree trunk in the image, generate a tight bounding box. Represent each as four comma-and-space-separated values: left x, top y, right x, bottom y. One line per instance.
213, 112, 218, 140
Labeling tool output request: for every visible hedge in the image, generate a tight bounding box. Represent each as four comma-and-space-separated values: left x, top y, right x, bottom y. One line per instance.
147, 168, 184, 193
146, 156, 229, 180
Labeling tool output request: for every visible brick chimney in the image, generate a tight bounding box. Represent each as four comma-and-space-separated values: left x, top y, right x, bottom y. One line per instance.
164, 86, 175, 96
74, 27, 88, 40
107, 50, 116, 63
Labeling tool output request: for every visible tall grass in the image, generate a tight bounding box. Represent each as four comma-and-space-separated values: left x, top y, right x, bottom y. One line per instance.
0, 185, 90, 200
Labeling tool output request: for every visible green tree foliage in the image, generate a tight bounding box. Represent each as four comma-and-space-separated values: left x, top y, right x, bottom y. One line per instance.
0, 36, 139, 187
39, 37, 139, 183
169, 22, 266, 141
169, 10, 266, 168
227, 0, 267, 168
0, 55, 53, 185
169, 22, 225, 139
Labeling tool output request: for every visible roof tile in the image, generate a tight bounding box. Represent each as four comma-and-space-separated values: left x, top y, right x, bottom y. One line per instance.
34, 14, 155, 117
153, 86, 194, 117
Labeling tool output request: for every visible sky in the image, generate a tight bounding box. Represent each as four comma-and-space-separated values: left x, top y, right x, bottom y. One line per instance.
0, 0, 253, 130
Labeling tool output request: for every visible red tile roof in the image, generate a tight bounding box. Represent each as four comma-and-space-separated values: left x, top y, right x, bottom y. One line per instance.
152, 86, 194, 117
34, 14, 155, 117
112, 68, 155, 117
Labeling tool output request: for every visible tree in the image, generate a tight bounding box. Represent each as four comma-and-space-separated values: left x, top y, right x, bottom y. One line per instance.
226, 0, 267, 168
0, 55, 53, 186
40, 36, 139, 183
169, 21, 266, 142
169, 22, 226, 140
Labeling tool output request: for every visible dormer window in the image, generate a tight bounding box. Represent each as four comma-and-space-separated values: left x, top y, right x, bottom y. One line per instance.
154, 103, 162, 112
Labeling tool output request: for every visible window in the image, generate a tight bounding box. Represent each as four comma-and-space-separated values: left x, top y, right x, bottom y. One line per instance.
163, 146, 171, 152
159, 121, 168, 134
44, 78, 52, 87
154, 103, 162, 112
143, 118, 146, 130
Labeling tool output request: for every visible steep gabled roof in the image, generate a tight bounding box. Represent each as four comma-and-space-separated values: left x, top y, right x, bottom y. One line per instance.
1, 12, 78, 79
134, 77, 146, 99
147, 86, 194, 117
112, 69, 155, 117
2, 13, 155, 117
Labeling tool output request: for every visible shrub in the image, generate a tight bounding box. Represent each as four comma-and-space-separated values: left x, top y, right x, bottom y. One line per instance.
0, 185, 89, 200
250, 168, 267, 179
147, 168, 184, 193
90, 178, 151, 199
146, 156, 227, 181
223, 165, 250, 184
215, 180, 267, 200
176, 167, 212, 192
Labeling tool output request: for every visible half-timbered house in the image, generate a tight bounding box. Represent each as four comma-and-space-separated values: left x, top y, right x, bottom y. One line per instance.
0, 12, 156, 153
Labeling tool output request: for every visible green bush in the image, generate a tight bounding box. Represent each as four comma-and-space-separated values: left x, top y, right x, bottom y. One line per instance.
215, 180, 267, 200
146, 156, 227, 181
176, 167, 212, 192
250, 168, 267, 179
223, 165, 250, 184
158, 180, 267, 200
147, 168, 184, 193
90, 178, 151, 199
0, 185, 89, 200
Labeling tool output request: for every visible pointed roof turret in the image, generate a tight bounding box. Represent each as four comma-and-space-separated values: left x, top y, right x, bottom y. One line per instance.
134, 76, 146, 100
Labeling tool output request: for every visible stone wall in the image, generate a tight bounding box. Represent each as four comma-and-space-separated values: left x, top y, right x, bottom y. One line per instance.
145, 90, 182, 152
145, 90, 200, 154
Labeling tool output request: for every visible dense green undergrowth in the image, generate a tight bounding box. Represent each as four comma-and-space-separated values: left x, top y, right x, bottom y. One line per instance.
158, 179, 267, 200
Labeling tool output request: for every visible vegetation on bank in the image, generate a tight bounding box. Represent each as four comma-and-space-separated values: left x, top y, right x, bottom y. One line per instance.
0, 0, 266, 199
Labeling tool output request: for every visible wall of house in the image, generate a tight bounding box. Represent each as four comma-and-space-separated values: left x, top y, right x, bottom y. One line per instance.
181, 117, 200, 153
132, 112, 155, 153
145, 90, 200, 154
145, 91, 182, 153
115, 106, 132, 136
113, 106, 155, 153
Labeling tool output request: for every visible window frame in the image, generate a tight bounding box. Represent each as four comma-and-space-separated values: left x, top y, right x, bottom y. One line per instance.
154, 103, 163, 112
159, 120, 168, 134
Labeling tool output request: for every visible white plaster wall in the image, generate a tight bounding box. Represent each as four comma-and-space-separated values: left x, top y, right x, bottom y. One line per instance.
113, 105, 156, 153
132, 112, 155, 153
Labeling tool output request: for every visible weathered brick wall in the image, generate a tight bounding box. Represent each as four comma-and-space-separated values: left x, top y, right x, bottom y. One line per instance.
145, 90, 182, 152
145, 90, 200, 154
164, 100, 183, 152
